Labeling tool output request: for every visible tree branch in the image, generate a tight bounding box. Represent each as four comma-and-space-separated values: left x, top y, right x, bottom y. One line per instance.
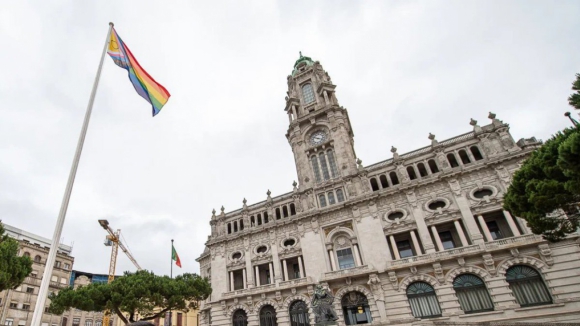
113, 307, 129, 325
140, 307, 172, 321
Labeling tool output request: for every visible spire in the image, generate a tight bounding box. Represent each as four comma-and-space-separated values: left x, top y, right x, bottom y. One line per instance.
292, 52, 315, 75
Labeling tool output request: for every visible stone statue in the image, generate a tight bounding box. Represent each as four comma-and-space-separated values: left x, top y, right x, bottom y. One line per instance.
311, 285, 338, 324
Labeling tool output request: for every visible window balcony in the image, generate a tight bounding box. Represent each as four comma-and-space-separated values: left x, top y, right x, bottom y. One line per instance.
321, 264, 371, 281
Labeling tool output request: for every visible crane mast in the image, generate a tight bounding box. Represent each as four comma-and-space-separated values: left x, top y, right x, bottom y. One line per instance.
98, 219, 142, 326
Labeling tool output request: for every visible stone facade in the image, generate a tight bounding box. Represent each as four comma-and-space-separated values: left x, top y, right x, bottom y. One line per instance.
196, 55, 580, 326
0, 223, 74, 326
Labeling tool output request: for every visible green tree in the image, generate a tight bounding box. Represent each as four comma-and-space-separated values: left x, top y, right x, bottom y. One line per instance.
0, 221, 33, 292
503, 125, 580, 241
569, 73, 580, 110
48, 270, 211, 325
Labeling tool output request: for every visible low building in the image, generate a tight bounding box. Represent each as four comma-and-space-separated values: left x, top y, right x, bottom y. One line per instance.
0, 223, 74, 326
65, 271, 119, 326
196, 55, 580, 326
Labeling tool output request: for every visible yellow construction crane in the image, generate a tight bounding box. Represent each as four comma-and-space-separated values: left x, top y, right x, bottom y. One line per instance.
98, 219, 142, 326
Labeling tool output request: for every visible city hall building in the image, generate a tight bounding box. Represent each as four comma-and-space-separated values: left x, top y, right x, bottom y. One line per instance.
196, 55, 580, 326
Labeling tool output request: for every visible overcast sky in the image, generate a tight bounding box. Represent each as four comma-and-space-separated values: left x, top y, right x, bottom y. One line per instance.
1, 0, 579, 277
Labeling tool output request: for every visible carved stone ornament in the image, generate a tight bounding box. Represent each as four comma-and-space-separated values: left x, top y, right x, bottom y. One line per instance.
448, 179, 462, 196
311, 284, 339, 324
368, 273, 384, 301
482, 254, 496, 276
433, 263, 445, 284
458, 257, 466, 266
538, 244, 554, 267
406, 191, 418, 207
388, 271, 399, 290
510, 248, 520, 257
410, 266, 418, 275
221, 301, 226, 316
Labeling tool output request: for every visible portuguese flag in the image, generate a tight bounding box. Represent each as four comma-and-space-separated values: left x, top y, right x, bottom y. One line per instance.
172, 244, 182, 268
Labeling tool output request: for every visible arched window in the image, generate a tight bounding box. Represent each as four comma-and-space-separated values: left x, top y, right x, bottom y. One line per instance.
428, 159, 439, 173
232, 309, 248, 326
458, 150, 471, 164
406, 282, 441, 318
417, 163, 428, 177
264, 212, 269, 223
407, 166, 418, 180
389, 172, 400, 185
233, 221, 238, 232
470, 146, 484, 160
289, 301, 310, 326
327, 150, 339, 178
319, 153, 330, 180
239, 219, 244, 230
283, 206, 289, 218
276, 208, 281, 219
506, 265, 552, 307
370, 178, 379, 191
257, 214, 262, 225
290, 203, 297, 216
23, 252, 31, 257
302, 84, 315, 105
311, 156, 322, 182
336, 189, 345, 202
453, 274, 494, 313
327, 192, 336, 205
447, 153, 459, 168
259, 305, 277, 326
341, 292, 372, 325
227, 223, 232, 234
379, 175, 389, 188
319, 194, 327, 208
34, 255, 41, 263
250, 216, 255, 226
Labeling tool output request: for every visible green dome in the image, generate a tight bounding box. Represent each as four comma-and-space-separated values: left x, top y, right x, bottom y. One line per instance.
292, 52, 315, 75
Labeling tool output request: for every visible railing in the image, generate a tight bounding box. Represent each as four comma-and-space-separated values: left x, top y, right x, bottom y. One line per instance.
24, 277, 41, 286
322, 265, 371, 280
49, 281, 69, 289
279, 277, 310, 288
388, 234, 545, 268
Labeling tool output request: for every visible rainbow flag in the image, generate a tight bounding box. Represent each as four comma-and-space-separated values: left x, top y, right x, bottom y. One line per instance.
107, 28, 170, 116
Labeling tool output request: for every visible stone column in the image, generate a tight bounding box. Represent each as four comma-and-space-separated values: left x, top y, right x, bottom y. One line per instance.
328, 250, 337, 271
270, 243, 282, 284
454, 220, 469, 247
242, 269, 247, 289
515, 216, 532, 234
268, 262, 274, 284
410, 205, 436, 254
384, 238, 393, 261
451, 187, 485, 244
282, 259, 289, 280
410, 230, 422, 255
323, 90, 330, 105
255, 265, 261, 287
298, 256, 305, 278
389, 235, 401, 260
353, 244, 362, 266
503, 210, 521, 237
477, 215, 493, 242
291, 105, 298, 120
244, 249, 254, 288
431, 226, 444, 251
229, 271, 234, 291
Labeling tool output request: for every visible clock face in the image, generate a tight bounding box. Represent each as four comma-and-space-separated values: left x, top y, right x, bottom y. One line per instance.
310, 131, 327, 145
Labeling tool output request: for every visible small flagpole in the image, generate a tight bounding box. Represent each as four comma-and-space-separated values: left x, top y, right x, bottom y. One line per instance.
171, 239, 174, 279
30, 22, 114, 326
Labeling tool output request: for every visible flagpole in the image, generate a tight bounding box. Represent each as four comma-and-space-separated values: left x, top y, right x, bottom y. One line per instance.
171, 239, 174, 279
30, 22, 114, 326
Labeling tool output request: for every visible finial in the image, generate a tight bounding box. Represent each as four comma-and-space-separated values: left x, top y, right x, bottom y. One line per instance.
470, 118, 478, 126
220, 206, 225, 212
390, 146, 397, 153
212, 208, 216, 216
109, 22, 114, 26
299, 51, 303, 58
243, 198, 247, 204
267, 189, 271, 196
357, 158, 363, 169
428, 133, 435, 140
488, 112, 496, 120
292, 180, 297, 187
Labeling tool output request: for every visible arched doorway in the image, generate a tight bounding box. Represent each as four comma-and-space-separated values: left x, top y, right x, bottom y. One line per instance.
232, 309, 248, 326
341, 291, 372, 325
259, 305, 277, 326
289, 300, 310, 326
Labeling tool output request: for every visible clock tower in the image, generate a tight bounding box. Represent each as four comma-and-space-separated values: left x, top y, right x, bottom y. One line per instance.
285, 53, 358, 190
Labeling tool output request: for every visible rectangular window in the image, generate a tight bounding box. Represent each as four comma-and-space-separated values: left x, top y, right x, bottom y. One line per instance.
327, 150, 339, 177
55, 261, 61, 268
26, 287, 34, 293
319, 194, 327, 207
23, 304, 30, 310
95, 321, 102, 326
293, 264, 301, 279
9, 302, 18, 309
439, 231, 456, 249
85, 320, 93, 326
336, 189, 345, 202
64, 263, 71, 270
336, 248, 355, 269
73, 318, 80, 326
5, 319, 13, 326
319, 154, 330, 180
397, 240, 414, 258
486, 221, 503, 240
327, 192, 336, 205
